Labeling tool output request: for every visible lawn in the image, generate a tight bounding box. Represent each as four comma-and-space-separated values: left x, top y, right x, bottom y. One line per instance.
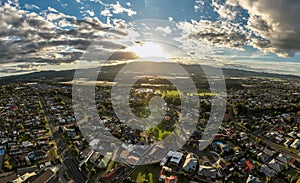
131, 164, 161, 183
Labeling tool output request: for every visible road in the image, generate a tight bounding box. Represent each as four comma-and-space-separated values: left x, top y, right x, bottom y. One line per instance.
225, 99, 300, 161
65, 158, 87, 183
235, 123, 300, 161
38, 93, 87, 183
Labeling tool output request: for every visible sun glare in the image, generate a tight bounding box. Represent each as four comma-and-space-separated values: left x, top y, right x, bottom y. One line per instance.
129, 42, 168, 58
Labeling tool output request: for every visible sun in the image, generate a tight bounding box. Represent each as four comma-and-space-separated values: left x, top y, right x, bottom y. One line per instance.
129, 42, 168, 58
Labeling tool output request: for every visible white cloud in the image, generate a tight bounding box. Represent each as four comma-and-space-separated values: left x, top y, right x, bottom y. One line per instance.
47, 7, 59, 13
101, 9, 112, 17
212, 0, 238, 20
178, 19, 249, 50
194, 0, 205, 12
86, 10, 95, 17
24, 4, 40, 10
126, 2, 131, 7
110, 1, 137, 17
155, 26, 172, 35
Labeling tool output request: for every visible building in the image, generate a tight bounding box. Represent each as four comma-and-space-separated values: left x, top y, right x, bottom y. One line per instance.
98, 152, 112, 169
182, 153, 198, 172
101, 165, 126, 183
260, 165, 276, 177
268, 159, 284, 172
80, 147, 94, 159
126, 155, 139, 165
276, 153, 291, 164
257, 152, 269, 163
12, 172, 36, 183
291, 139, 300, 149
243, 160, 255, 172
165, 175, 177, 183
246, 175, 261, 183
263, 148, 274, 157
167, 151, 183, 166
31, 169, 56, 183
198, 165, 217, 179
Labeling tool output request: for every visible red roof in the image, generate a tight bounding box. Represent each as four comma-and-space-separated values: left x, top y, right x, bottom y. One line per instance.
165, 176, 177, 183
160, 167, 165, 177
243, 160, 255, 171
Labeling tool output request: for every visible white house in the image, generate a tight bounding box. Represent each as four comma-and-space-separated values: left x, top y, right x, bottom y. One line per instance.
291, 139, 300, 149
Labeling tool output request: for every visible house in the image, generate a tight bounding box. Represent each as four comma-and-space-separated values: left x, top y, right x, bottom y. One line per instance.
101, 165, 126, 183
12, 172, 36, 183
243, 160, 255, 172
263, 148, 274, 157
159, 166, 172, 181
89, 152, 101, 163
34, 150, 47, 161
165, 175, 177, 183
80, 147, 94, 160
290, 159, 300, 170
89, 139, 100, 149
268, 159, 284, 172
167, 151, 183, 166
120, 150, 130, 160
126, 155, 139, 165
17, 165, 38, 174
198, 165, 217, 179
276, 153, 291, 164
98, 152, 112, 169
159, 167, 166, 181
246, 175, 261, 183
182, 153, 198, 172
31, 169, 56, 183
257, 152, 269, 163
260, 165, 276, 177
291, 139, 300, 149
284, 139, 293, 147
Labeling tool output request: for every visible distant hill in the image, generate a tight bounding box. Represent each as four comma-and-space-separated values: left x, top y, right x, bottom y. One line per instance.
0, 62, 299, 86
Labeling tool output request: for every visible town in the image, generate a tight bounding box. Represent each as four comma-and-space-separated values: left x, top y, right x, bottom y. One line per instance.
0, 74, 299, 183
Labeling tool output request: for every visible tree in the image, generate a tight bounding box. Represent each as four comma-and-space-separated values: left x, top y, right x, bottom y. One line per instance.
266, 176, 271, 183
4, 161, 12, 170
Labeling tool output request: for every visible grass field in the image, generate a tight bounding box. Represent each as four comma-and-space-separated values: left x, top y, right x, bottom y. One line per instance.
131, 164, 161, 183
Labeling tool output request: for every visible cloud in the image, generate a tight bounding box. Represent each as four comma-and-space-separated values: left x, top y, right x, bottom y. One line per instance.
86, 10, 95, 17
24, 4, 40, 10
188, 0, 300, 57
110, 1, 137, 17
225, 0, 300, 57
155, 26, 172, 35
0, 2, 135, 74
178, 20, 249, 49
101, 9, 112, 17
211, 0, 239, 20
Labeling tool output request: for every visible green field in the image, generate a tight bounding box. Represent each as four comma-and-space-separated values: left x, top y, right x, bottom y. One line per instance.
131, 164, 161, 183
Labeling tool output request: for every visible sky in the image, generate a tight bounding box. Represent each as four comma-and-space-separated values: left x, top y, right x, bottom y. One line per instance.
1, 0, 300, 77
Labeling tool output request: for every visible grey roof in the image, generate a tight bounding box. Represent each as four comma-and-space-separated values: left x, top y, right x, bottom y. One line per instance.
260, 165, 276, 177
275, 153, 291, 164
198, 165, 217, 178
268, 159, 284, 172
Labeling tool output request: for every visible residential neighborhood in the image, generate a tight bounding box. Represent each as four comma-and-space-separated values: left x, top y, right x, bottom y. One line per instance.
0, 74, 299, 183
